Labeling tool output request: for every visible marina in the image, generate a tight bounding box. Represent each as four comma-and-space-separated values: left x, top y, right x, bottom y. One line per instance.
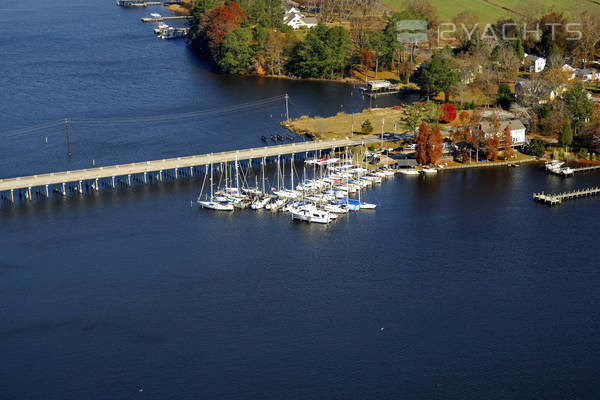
195, 149, 392, 224
0, 137, 389, 206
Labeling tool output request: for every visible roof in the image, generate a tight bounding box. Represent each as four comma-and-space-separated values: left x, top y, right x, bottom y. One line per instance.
480, 119, 525, 134
525, 54, 545, 62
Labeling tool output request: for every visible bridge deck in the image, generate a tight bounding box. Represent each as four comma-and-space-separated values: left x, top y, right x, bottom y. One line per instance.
0, 137, 381, 192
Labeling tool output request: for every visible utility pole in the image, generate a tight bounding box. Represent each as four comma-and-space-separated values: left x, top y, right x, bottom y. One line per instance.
284, 93, 289, 121
65, 118, 71, 157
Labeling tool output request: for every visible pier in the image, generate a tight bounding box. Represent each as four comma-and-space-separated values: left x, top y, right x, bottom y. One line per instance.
0, 137, 385, 206
141, 15, 191, 22
533, 187, 600, 206
549, 164, 600, 177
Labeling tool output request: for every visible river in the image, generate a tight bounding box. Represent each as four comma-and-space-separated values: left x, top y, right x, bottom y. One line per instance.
1, 1, 600, 399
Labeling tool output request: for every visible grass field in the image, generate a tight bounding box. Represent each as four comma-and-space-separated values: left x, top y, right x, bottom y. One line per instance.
383, 0, 596, 22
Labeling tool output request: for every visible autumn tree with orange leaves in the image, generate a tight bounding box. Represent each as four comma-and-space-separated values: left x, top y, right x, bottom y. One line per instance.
427, 125, 444, 165
198, 2, 245, 61
485, 134, 500, 161
503, 125, 514, 159
415, 122, 430, 164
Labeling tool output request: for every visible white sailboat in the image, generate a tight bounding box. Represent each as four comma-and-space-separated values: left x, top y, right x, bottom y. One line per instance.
197, 162, 234, 211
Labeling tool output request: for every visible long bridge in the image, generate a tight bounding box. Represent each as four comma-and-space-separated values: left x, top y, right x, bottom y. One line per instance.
0, 136, 385, 205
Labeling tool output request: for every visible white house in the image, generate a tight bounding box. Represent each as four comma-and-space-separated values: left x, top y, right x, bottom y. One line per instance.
480, 120, 526, 144
283, 4, 317, 29
283, 12, 317, 29
524, 54, 546, 73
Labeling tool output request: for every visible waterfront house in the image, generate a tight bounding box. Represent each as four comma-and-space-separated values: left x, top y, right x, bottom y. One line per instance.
479, 120, 526, 144
523, 54, 546, 73
283, 12, 317, 29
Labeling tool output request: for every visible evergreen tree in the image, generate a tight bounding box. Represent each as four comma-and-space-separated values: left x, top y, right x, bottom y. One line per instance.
560, 118, 573, 147
564, 82, 593, 132
217, 28, 253, 73
289, 25, 350, 78
361, 119, 373, 134
417, 51, 459, 102
496, 83, 514, 110
513, 37, 525, 62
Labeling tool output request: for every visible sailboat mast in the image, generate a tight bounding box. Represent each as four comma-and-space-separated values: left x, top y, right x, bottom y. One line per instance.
290, 153, 294, 191
262, 157, 265, 194
235, 155, 239, 193
277, 155, 280, 190
210, 161, 213, 200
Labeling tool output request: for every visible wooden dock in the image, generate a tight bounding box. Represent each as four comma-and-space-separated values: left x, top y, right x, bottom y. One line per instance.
141, 15, 191, 22
0, 136, 384, 205
549, 164, 600, 177
533, 187, 600, 205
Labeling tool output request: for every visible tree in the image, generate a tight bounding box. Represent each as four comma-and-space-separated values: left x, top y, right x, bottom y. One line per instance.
523, 138, 546, 157
361, 119, 373, 134
497, 83, 514, 110
541, 109, 565, 137
197, 2, 245, 60
564, 82, 593, 133
250, 0, 283, 28
367, 31, 387, 79
546, 44, 563, 70
403, 104, 423, 137
189, 0, 219, 34
560, 118, 573, 147
503, 125, 514, 159
265, 30, 285, 75
439, 103, 457, 123
498, 44, 520, 81
290, 25, 351, 79
415, 122, 430, 164
427, 124, 444, 164
217, 28, 253, 74
358, 48, 376, 79
513, 37, 525, 62
485, 134, 500, 161
417, 51, 459, 102
537, 12, 570, 56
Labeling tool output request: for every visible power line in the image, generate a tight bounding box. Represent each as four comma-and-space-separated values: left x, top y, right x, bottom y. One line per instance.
0, 95, 287, 139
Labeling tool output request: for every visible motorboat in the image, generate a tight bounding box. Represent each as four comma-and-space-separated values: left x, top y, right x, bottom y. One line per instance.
421, 167, 438, 174
290, 204, 333, 224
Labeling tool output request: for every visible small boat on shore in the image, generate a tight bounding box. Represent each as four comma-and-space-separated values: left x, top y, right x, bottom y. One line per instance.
421, 167, 437, 174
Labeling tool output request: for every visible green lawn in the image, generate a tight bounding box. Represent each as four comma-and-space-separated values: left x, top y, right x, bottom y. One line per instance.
383, 0, 597, 23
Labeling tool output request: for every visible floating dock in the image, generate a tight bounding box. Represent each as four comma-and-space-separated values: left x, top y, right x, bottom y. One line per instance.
533, 187, 600, 205
0, 137, 387, 206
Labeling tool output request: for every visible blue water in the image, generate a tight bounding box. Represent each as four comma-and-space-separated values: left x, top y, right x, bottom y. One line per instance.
2, 1, 600, 399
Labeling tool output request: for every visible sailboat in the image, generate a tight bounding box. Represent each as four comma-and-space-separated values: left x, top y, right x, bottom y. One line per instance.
197, 162, 234, 211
